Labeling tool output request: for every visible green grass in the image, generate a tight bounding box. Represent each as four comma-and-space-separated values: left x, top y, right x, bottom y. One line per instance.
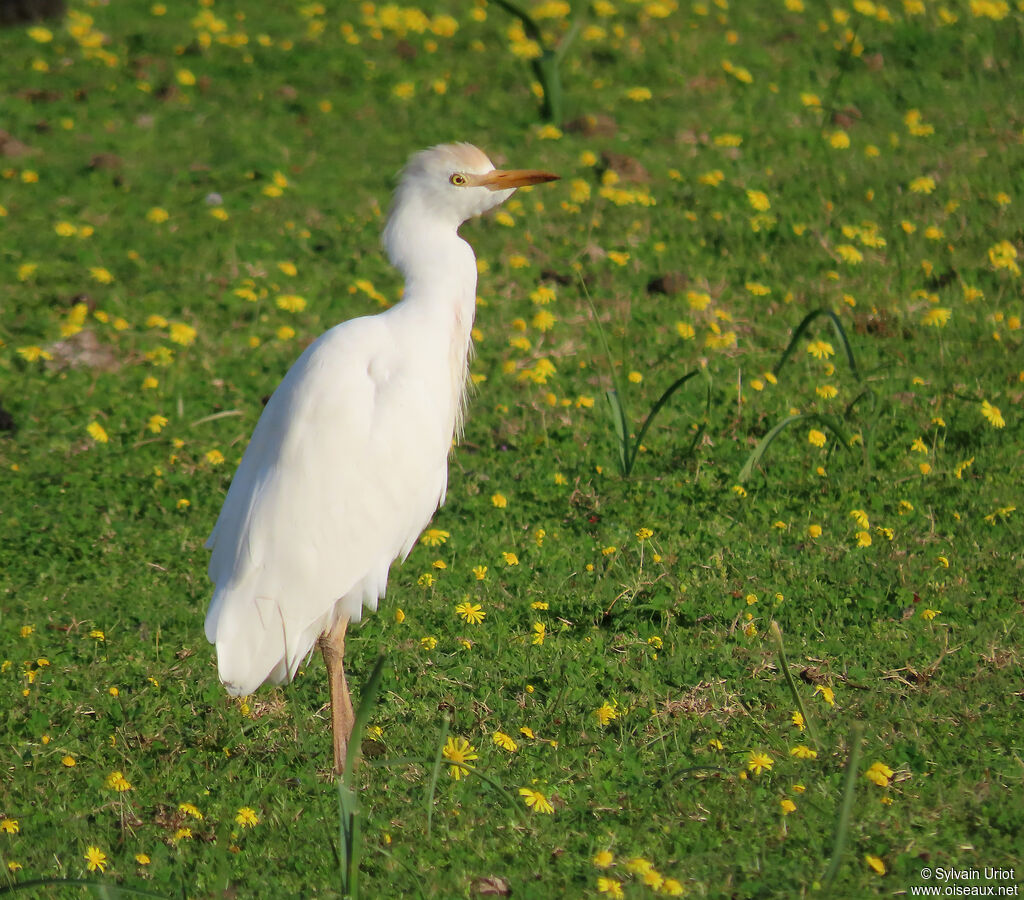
1, 1, 1023, 897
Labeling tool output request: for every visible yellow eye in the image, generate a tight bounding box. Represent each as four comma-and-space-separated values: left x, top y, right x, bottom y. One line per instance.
450, 173, 467, 186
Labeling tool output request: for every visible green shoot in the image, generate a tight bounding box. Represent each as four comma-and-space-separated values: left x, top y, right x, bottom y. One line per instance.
492, 0, 580, 123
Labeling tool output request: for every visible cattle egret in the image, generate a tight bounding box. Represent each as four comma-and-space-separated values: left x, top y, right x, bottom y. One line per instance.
204, 143, 558, 773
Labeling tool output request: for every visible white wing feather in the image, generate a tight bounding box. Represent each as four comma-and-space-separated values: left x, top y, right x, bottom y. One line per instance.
205, 308, 456, 695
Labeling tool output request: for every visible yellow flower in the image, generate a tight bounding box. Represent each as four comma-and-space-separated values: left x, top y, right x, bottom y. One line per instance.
531, 622, 546, 645
147, 207, 169, 223
455, 602, 485, 625
808, 429, 826, 447
62, 755, 76, 767
84, 846, 107, 872
814, 685, 835, 706
178, 802, 204, 820
807, 524, 822, 538
442, 736, 478, 780
642, 869, 665, 890
981, 400, 1005, 428
836, 244, 863, 264
747, 750, 774, 775
626, 855, 651, 876
235, 807, 259, 828
988, 239, 1019, 274
568, 179, 591, 204
532, 309, 556, 331
420, 636, 437, 650
920, 608, 940, 620
493, 731, 518, 752
518, 787, 554, 814
502, 551, 519, 566
593, 849, 614, 868
806, 339, 834, 359
865, 854, 886, 875
921, 307, 951, 327
176, 69, 197, 86
780, 798, 797, 814
89, 266, 114, 284
205, 449, 225, 465
909, 175, 936, 194
491, 492, 508, 508
87, 422, 110, 444
849, 509, 870, 529
721, 60, 753, 83
746, 189, 771, 211
595, 701, 618, 726
105, 770, 131, 792
420, 528, 450, 547
276, 294, 307, 313
472, 565, 487, 580
135, 853, 151, 865
828, 130, 851, 149
17, 345, 52, 362
0, 819, 19, 834
147, 414, 168, 434
596, 877, 624, 898
169, 322, 197, 346
625, 86, 652, 101
790, 745, 817, 759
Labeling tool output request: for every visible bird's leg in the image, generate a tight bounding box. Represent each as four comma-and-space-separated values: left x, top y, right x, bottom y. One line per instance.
319, 617, 355, 775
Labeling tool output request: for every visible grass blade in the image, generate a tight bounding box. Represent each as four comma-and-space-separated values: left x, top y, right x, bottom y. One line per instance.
424, 716, 450, 838
0, 881, 170, 898
630, 369, 704, 473
770, 622, 821, 750
773, 309, 860, 381
582, 282, 634, 476
336, 654, 387, 899
345, 654, 387, 775
604, 388, 631, 475
738, 412, 851, 483
821, 723, 864, 891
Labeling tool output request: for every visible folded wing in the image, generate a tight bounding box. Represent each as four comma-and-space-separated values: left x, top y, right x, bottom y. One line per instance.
205, 314, 451, 695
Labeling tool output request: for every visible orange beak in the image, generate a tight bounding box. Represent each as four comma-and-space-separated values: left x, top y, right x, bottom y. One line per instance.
474, 168, 560, 191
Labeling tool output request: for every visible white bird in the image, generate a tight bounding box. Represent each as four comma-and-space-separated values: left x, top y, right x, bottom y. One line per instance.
204, 143, 558, 773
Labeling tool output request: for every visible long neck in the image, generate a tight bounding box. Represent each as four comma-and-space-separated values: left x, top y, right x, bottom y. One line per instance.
382, 199, 478, 438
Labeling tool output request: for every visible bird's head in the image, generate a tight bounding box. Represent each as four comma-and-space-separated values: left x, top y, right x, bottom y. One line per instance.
387, 142, 559, 230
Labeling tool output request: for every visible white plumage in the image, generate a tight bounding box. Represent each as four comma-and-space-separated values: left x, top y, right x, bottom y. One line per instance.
204, 143, 558, 771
